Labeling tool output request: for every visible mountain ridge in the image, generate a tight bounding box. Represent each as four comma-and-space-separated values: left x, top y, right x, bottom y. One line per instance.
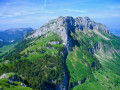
0, 16, 120, 90
26, 16, 110, 50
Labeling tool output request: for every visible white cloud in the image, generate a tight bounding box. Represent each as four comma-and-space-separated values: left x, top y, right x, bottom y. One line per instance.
0, 9, 55, 18
62, 9, 87, 13
109, 6, 120, 9
0, 14, 58, 24
112, 14, 120, 17
43, 0, 47, 8
6, 2, 17, 6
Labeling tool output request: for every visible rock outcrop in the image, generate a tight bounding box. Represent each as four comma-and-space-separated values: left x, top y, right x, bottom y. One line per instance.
0, 73, 28, 87
88, 43, 101, 54
0, 86, 2, 90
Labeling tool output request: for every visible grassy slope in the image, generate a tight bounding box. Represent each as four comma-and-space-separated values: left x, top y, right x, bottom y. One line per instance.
0, 43, 17, 61
20, 32, 64, 62
95, 34, 120, 75
0, 32, 65, 89
66, 46, 100, 87
73, 69, 120, 90
0, 29, 120, 90
66, 29, 120, 89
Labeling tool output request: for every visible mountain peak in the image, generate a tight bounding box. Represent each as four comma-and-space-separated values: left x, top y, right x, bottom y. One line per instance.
27, 16, 110, 49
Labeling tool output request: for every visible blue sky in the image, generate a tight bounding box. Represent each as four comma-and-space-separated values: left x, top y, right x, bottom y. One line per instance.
0, 0, 120, 31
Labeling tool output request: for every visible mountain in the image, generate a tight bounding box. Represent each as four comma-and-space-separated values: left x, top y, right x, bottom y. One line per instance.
0, 16, 120, 90
27, 16, 110, 47
0, 28, 33, 47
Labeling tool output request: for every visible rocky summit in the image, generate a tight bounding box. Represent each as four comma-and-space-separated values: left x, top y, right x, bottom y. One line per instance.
27, 16, 110, 49
0, 16, 120, 90
28, 16, 110, 42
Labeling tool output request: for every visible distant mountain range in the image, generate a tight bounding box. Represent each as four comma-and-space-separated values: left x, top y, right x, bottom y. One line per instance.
0, 28, 33, 47
110, 30, 120, 37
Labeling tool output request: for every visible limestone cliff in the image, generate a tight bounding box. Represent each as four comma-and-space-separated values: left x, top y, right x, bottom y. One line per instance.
27, 16, 110, 50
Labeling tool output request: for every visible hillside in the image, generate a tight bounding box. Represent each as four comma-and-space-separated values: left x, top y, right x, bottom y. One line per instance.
0, 28, 34, 61
0, 28, 33, 47
0, 16, 120, 90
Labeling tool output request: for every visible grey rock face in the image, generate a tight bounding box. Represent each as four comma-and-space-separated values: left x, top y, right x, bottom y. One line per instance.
27, 16, 110, 49
75, 17, 110, 33
50, 41, 61, 45
27, 16, 74, 48
21, 83, 27, 87
88, 43, 101, 54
